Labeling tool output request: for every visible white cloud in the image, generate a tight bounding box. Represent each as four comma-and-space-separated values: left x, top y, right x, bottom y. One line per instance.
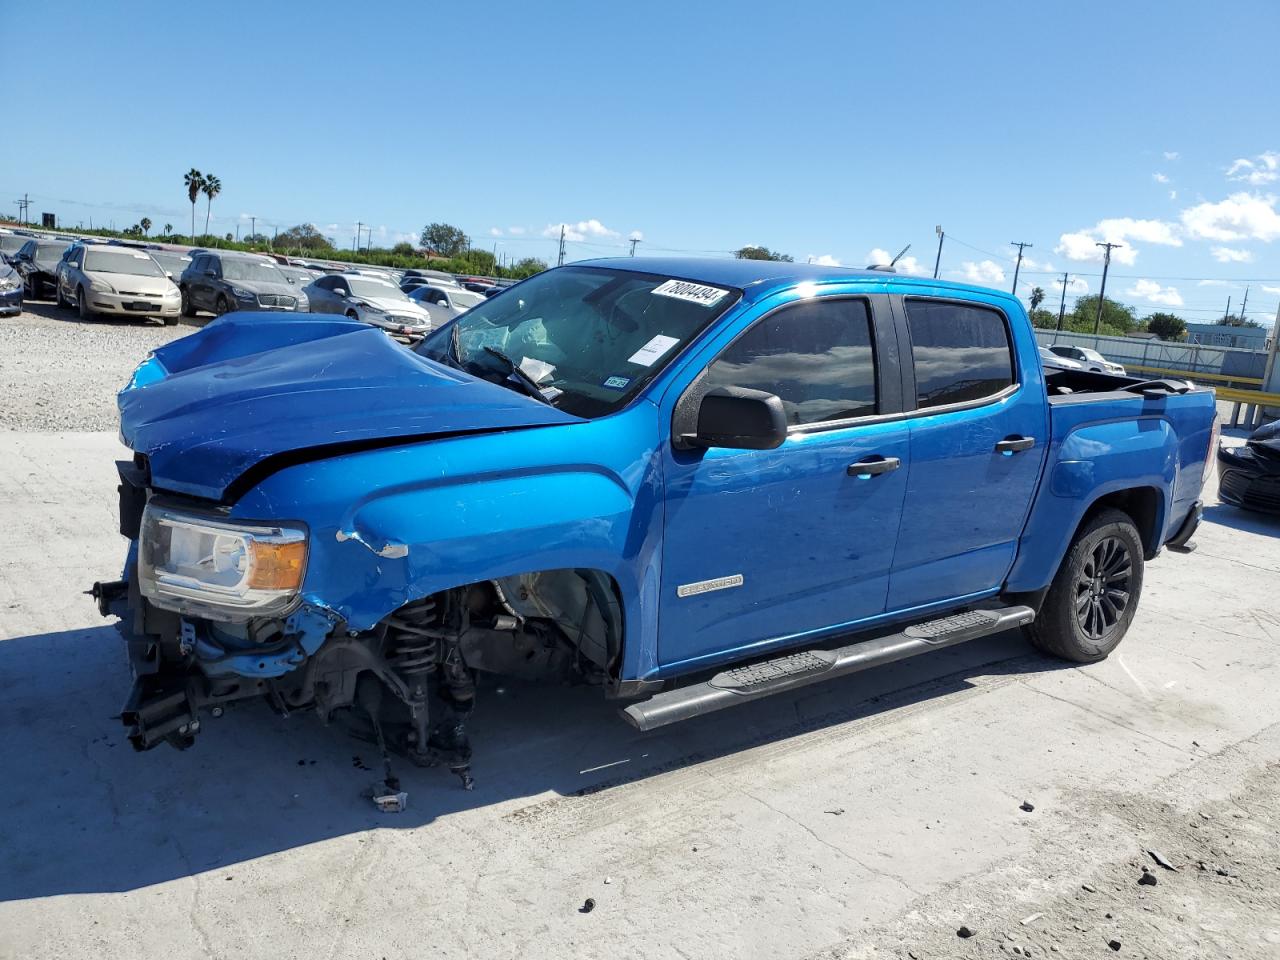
489, 227, 504, 237
1198, 279, 1235, 287
1050, 275, 1089, 294
1153, 172, 1170, 184
1226, 151, 1280, 185
1181, 192, 1280, 242
1164, 151, 1180, 161
1021, 255, 1055, 273
1211, 246, 1254, 263
1054, 216, 1181, 266
507, 226, 526, 236
1127, 279, 1184, 307
958, 260, 1006, 285
1262, 285, 1280, 296
542, 219, 619, 242
808, 253, 842, 266
1169, 190, 1178, 201
629, 230, 644, 241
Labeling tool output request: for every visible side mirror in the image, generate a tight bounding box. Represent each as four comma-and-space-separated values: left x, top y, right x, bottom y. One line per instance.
679, 386, 787, 451
334, 287, 348, 297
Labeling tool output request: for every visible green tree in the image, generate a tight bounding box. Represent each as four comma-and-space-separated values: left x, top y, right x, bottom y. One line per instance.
183, 168, 204, 240
1145, 312, 1187, 341
511, 257, 548, 278
420, 222, 468, 257
202, 175, 221, 235
163, 223, 172, 236
1070, 295, 1138, 336
1029, 286, 1046, 313
273, 223, 335, 252
140, 217, 152, 237
391, 241, 416, 256
734, 245, 793, 262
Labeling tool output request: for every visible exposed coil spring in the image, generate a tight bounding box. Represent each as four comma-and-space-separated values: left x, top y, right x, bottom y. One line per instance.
386, 597, 448, 679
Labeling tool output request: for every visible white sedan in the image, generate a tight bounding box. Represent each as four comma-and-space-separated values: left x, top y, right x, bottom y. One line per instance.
1047, 343, 1126, 375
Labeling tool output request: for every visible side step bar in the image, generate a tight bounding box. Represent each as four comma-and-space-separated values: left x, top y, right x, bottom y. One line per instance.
621, 605, 1035, 732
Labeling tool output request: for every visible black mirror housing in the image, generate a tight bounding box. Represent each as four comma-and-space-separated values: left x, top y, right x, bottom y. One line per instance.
684, 386, 787, 450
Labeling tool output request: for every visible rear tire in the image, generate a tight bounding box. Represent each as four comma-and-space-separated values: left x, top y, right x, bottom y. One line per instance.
180, 286, 195, 317
56, 283, 68, 309
77, 287, 95, 322
216, 295, 232, 316
1026, 508, 1144, 663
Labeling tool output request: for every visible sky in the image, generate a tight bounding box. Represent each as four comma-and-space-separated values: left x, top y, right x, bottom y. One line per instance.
4, 0, 1280, 325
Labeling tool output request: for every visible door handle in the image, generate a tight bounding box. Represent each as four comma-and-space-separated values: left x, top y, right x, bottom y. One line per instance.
995, 436, 1035, 455
847, 456, 901, 478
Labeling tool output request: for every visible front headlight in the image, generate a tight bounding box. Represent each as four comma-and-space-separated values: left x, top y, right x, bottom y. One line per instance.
231, 286, 257, 301
0, 277, 17, 292
163, 286, 180, 299
90, 277, 115, 293
138, 503, 308, 621
295, 294, 309, 311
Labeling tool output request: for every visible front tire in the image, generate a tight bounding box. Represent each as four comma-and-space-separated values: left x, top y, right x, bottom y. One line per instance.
180, 286, 195, 317
1026, 508, 1144, 663
216, 295, 232, 316
56, 283, 68, 309
77, 287, 95, 322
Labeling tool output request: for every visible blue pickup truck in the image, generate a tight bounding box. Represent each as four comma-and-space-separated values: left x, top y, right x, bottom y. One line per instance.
94, 258, 1218, 786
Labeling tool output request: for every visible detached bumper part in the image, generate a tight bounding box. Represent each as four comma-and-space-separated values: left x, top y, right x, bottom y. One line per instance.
1165, 500, 1202, 554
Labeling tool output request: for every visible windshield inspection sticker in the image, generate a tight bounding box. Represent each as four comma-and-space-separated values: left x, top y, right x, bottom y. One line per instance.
651, 279, 728, 308
602, 375, 631, 390
627, 334, 681, 367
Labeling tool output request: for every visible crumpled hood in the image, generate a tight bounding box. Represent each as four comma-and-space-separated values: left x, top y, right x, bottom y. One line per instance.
119, 314, 582, 502
361, 296, 431, 320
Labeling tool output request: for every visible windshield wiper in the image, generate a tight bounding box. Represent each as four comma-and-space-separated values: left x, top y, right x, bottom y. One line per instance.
482, 345, 553, 405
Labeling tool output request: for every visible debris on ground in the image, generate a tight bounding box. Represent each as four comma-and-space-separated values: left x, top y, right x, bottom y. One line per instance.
603, 877, 613, 885
1108, 939, 1122, 951
956, 925, 976, 938
365, 779, 408, 813
1147, 848, 1176, 870
1020, 800, 1035, 812
1081, 883, 1097, 892
579, 898, 596, 914
825, 808, 846, 815
1020, 912, 1043, 926
1137, 867, 1157, 886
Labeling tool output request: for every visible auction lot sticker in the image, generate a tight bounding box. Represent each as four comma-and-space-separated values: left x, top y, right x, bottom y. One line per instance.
651, 279, 728, 307
628, 335, 680, 367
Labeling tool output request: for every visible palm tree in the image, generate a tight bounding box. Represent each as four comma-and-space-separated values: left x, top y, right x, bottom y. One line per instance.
202, 175, 222, 236
184, 169, 204, 239
1030, 286, 1046, 314
140, 217, 152, 237
163, 223, 172, 236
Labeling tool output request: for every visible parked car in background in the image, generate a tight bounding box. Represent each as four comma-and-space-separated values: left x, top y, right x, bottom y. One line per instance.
11, 238, 72, 298
304, 273, 434, 337
179, 252, 309, 316
1039, 347, 1085, 372
1217, 419, 1280, 515
1048, 344, 1126, 375
148, 251, 192, 281
407, 283, 487, 313
55, 244, 181, 323
0, 233, 29, 265
0, 260, 22, 316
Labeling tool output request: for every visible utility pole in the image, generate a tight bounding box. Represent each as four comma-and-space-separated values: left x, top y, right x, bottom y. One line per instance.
1010, 241, 1033, 295
557, 224, 566, 267
1093, 242, 1122, 333
1223, 297, 1232, 323
250, 216, 256, 242
355, 221, 364, 253
1057, 272, 1070, 331
933, 225, 944, 279
629, 237, 642, 256
1239, 285, 1249, 323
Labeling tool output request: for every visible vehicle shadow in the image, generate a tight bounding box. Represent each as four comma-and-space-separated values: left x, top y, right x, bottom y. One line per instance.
18, 296, 176, 328
1202, 502, 1280, 537
0, 621, 1064, 902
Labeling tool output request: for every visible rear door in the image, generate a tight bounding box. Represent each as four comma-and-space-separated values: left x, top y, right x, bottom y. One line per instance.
658, 292, 911, 672
886, 295, 1049, 610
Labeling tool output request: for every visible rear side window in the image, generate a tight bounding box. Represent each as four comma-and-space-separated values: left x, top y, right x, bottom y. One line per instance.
905, 299, 1014, 409
703, 297, 877, 426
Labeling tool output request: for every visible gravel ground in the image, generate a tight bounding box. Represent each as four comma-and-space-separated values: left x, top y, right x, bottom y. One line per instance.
0, 300, 190, 431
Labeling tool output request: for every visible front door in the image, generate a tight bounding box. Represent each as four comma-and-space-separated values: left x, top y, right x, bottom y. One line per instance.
886, 295, 1049, 610
658, 294, 910, 673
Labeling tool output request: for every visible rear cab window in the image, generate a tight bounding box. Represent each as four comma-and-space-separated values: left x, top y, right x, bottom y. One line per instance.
904, 298, 1015, 409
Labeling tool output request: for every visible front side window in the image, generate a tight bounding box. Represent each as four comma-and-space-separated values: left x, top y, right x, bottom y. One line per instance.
416, 266, 739, 418
905, 298, 1014, 409
701, 297, 877, 427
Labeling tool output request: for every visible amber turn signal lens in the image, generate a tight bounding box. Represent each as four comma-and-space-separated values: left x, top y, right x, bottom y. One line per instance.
248, 540, 307, 590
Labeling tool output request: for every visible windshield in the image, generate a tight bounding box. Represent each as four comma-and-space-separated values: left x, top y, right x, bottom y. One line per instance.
0, 236, 26, 256
222, 258, 285, 283
416, 266, 740, 418
278, 268, 314, 284
85, 249, 166, 277
347, 277, 409, 301
37, 242, 71, 263
450, 289, 485, 309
